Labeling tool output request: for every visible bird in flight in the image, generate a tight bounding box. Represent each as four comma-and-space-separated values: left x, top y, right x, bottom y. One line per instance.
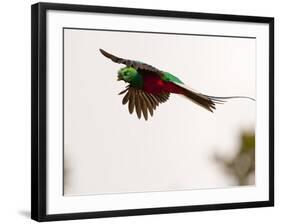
100, 49, 254, 120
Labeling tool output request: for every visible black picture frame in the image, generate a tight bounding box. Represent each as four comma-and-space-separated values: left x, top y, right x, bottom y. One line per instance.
31, 2, 274, 222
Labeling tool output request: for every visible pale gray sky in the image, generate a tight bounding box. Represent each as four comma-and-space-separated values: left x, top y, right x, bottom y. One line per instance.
63, 28, 256, 196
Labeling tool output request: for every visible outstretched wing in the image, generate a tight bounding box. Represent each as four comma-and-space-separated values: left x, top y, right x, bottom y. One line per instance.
119, 86, 170, 120
99, 49, 164, 78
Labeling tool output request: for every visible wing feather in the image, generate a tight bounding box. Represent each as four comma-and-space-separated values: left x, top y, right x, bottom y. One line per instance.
120, 86, 169, 120
149, 94, 159, 107
100, 49, 163, 77
139, 92, 148, 120
146, 94, 157, 109
128, 89, 135, 114
121, 89, 130, 105
140, 91, 153, 117
135, 90, 142, 119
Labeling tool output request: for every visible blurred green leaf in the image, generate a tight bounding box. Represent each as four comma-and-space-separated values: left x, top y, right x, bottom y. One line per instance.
214, 130, 255, 186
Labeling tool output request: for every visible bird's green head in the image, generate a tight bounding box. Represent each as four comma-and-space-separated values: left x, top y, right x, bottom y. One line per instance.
117, 67, 138, 83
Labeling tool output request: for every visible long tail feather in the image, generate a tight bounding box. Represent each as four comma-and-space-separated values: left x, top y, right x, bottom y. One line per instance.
174, 82, 255, 112
202, 95, 255, 102
181, 88, 217, 112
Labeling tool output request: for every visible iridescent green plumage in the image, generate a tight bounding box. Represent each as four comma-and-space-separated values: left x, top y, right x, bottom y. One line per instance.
162, 72, 184, 84
118, 67, 143, 88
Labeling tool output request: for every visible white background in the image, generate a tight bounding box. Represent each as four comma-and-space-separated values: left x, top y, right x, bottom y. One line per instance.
63, 23, 256, 196
0, 0, 279, 223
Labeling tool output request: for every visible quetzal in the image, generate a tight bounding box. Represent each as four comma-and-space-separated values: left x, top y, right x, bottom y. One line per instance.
100, 49, 254, 120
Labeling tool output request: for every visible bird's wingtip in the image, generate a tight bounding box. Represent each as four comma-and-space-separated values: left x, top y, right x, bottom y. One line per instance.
99, 48, 111, 58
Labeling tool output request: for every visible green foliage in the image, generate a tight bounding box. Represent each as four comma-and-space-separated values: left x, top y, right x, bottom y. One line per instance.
215, 130, 255, 186
241, 132, 255, 153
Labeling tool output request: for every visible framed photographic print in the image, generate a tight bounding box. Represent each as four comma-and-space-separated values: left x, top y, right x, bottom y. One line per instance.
31, 2, 274, 222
